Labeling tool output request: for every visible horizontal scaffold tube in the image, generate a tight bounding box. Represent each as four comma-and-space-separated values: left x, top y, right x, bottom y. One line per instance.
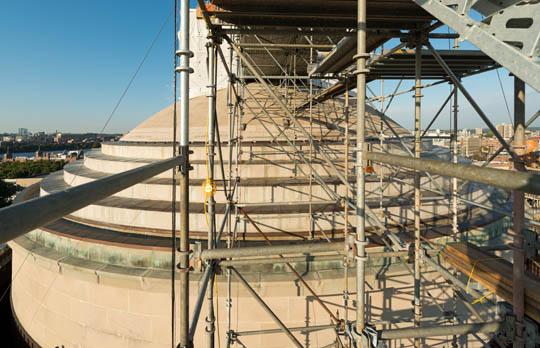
380, 321, 502, 339
0, 156, 182, 244
200, 241, 345, 261
218, 250, 409, 267
367, 152, 540, 194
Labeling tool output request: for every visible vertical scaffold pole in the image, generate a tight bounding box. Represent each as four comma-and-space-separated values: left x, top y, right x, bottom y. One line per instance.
413, 32, 423, 348
172, 1, 179, 347
344, 85, 350, 325
452, 85, 458, 238
205, 39, 217, 348
355, 0, 368, 343
177, 0, 191, 346
513, 77, 526, 348
451, 83, 459, 348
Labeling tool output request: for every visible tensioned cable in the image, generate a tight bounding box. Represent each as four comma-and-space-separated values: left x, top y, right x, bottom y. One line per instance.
0, 4, 173, 316
496, 68, 513, 124
98, 11, 172, 135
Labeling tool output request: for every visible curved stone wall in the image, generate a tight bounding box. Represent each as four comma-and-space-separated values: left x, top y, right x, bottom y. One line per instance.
9, 83, 507, 347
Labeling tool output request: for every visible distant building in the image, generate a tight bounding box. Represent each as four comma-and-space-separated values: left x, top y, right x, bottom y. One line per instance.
35, 146, 43, 159
475, 128, 483, 136
3, 146, 12, 161
458, 128, 471, 137
463, 136, 482, 157
424, 129, 451, 148
481, 137, 502, 156
54, 132, 63, 144
496, 123, 513, 139
18, 128, 29, 137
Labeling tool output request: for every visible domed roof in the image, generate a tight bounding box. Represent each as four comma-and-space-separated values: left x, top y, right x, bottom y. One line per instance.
121, 88, 230, 142
121, 83, 410, 143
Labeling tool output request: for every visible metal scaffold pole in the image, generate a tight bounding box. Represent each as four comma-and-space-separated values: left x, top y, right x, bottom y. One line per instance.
205, 38, 217, 348
451, 81, 459, 348
229, 267, 304, 348
513, 76, 526, 348
177, 0, 191, 346
413, 31, 423, 348
452, 84, 458, 238
355, 0, 368, 344
172, 1, 179, 346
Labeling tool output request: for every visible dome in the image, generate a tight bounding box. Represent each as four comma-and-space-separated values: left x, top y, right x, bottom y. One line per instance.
121, 83, 411, 143
8, 82, 506, 348
121, 88, 230, 142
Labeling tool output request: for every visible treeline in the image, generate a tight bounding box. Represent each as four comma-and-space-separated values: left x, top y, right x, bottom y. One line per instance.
0, 160, 66, 179
0, 180, 17, 207
0, 142, 100, 154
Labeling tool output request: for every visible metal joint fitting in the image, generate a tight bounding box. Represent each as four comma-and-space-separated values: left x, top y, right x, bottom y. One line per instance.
176, 249, 192, 257
353, 52, 370, 60
176, 264, 193, 273
191, 243, 203, 272
175, 67, 195, 74
227, 330, 238, 343
205, 317, 215, 333
353, 68, 371, 75
175, 49, 194, 58
336, 319, 346, 334
179, 148, 193, 175
176, 342, 193, 348
355, 239, 369, 247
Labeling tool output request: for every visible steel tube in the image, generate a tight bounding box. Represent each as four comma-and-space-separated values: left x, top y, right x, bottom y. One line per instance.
423, 256, 483, 299
219, 254, 343, 267
413, 34, 423, 348
200, 241, 343, 261
481, 109, 540, 168
380, 321, 502, 339
420, 89, 454, 138
355, 0, 368, 342
205, 39, 217, 348
229, 267, 304, 348
237, 43, 334, 49
219, 250, 407, 267
513, 77, 526, 348
426, 42, 515, 160
171, 1, 180, 345
177, 0, 191, 346
189, 201, 233, 341
452, 85, 458, 237
450, 82, 459, 346
234, 323, 336, 336
366, 152, 540, 195
0, 156, 181, 244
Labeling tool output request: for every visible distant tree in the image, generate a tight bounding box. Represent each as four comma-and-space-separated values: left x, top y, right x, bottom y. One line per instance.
0, 180, 17, 207
485, 130, 494, 137
0, 160, 65, 179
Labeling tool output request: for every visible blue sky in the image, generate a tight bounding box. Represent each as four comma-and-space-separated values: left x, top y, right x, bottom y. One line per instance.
0, 0, 538, 134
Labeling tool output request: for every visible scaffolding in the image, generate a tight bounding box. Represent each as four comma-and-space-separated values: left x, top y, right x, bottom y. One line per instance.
185, 0, 540, 347
1, 0, 540, 347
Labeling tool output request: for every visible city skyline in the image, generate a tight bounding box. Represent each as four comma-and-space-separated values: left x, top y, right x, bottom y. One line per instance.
1, 1, 539, 134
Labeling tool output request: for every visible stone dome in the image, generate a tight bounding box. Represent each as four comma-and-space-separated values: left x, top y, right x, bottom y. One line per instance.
8, 83, 506, 348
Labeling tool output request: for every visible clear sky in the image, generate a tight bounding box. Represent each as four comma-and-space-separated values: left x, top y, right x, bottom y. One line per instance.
0, 0, 538, 134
